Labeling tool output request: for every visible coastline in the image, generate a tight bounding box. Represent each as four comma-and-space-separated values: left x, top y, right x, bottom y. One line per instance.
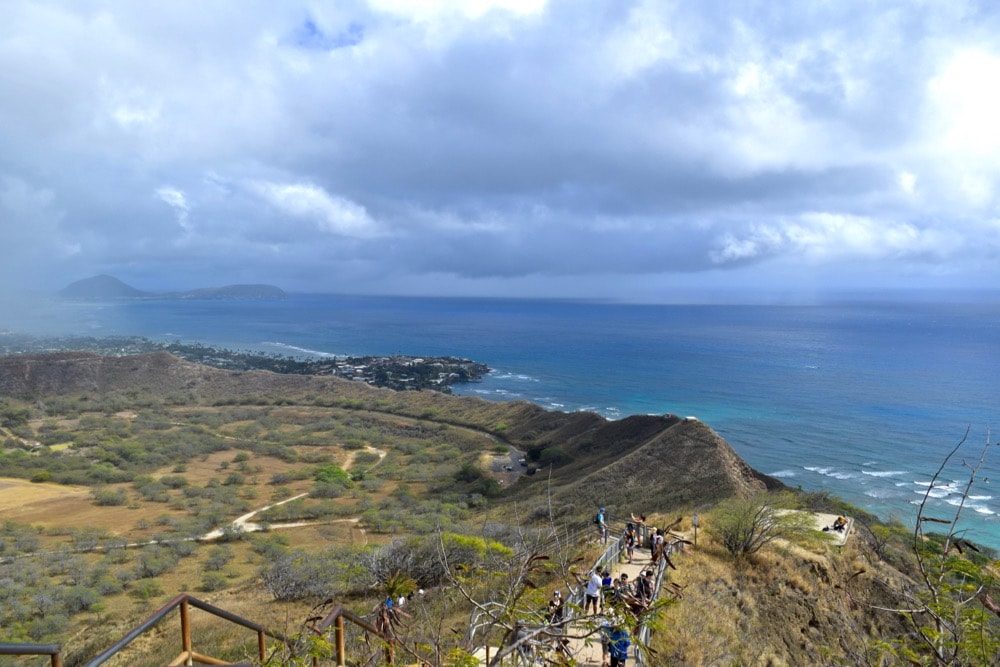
4, 294, 1000, 549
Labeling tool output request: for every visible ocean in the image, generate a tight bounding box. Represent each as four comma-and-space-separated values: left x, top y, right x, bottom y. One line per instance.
14, 293, 1000, 547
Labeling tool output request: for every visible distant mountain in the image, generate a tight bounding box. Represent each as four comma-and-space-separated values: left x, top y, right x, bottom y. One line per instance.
58, 276, 286, 301
58, 275, 151, 299
164, 284, 287, 300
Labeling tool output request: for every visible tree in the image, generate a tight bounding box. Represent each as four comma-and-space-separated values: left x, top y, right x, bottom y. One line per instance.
709, 492, 814, 557
852, 430, 1000, 666
203, 545, 233, 572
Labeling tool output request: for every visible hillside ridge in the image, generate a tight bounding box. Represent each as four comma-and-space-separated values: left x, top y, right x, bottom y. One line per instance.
0, 351, 781, 511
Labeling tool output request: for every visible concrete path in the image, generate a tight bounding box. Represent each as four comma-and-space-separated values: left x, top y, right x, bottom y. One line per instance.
563, 547, 658, 666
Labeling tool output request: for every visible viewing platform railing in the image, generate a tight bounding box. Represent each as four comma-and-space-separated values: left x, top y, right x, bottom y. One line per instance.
80, 593, 281, 667
0, 642, 62, 667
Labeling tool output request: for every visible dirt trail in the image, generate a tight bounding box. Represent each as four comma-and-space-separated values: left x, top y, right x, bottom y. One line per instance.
200, 445, 387, 542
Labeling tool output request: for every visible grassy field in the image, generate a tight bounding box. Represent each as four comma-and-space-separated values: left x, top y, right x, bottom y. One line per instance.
0, 375, 531, 663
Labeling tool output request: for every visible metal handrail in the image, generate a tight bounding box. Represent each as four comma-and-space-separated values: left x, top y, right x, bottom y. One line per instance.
634, 538, 678, 667
82, 593, 288, 667
0, 643, 62, 667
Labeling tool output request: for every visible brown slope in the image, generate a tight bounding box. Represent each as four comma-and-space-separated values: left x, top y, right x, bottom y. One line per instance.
545, 417, 784, 513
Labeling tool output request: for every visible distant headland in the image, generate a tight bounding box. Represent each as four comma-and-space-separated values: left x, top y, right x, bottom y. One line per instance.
58, 275, 286, 301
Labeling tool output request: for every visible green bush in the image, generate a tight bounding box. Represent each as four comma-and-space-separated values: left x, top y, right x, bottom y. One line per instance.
131, 578, 164, 600
92, 488, 128, 506
709, 492, 813, 557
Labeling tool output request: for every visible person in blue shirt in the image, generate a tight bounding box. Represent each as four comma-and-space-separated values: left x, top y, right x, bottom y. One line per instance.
596, 507, 608, 543
608, 626, 631, 667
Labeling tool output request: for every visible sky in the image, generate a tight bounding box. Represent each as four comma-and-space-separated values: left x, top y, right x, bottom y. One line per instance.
2, 0, 1000, 303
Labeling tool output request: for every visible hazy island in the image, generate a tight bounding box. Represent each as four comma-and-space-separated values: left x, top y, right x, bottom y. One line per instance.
57, 274, 287, 301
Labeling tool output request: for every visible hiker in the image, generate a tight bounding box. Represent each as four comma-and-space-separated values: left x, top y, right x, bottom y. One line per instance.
596, 507, 608, 543
601, 569, 615, 607
833, 516, 847, 532
615, 572, 634, 597
584, 569, 602, 614
635, 570, 654, 607
600, 619, 612, 667
651, 529, 665, 564
547, 590, 565, 626
624, 523, 637, 563
608, 625, 631, 667
513, 620, 532, 664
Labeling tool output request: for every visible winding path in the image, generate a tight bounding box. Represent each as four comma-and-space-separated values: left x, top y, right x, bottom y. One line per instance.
199, 445, 387, 542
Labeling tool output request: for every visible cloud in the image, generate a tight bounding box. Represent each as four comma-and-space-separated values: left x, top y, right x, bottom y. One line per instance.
248, 181, 379, 237
711, 213, 959, 265
2, 1, 1000, 297
155, 187, 191, 231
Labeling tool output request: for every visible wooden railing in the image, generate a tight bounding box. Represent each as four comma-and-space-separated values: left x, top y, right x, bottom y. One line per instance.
1, 593, 396, 667
310, 603, 389, 667
82, 593, 285, 667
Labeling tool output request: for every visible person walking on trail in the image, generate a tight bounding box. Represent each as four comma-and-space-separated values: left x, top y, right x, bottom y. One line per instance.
601, 569, 614, 607
596, 507, 608, 543
585, 569, 603, 614
651, 529, 665, 564
513, 620, 532, 665
608, 626, 631, 667
547, 590, 565, 626
624, 523, 637, 563
600, 619, 612, 667
635, 570, 654, 607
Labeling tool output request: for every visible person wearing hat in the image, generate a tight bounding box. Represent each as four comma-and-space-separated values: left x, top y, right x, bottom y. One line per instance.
596, 507, 608, 543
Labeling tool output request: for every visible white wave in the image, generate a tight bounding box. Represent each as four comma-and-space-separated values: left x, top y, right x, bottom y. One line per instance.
769, 470, 798, 478
916, 488, 955, 499
862, 470, 906, 478
864, 489, 895, 499
263, 341, 338, 357
491, 372, 538, 382
970, 495, 993, 501
940, 497, 995, 515
549, 403, 565, 409
804, 466, 855, 480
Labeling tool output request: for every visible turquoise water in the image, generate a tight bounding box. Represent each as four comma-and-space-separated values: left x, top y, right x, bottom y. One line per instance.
15, 294, 1000, 547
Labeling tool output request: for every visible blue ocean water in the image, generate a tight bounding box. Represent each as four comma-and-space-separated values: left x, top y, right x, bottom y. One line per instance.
15, 294, 1000, 547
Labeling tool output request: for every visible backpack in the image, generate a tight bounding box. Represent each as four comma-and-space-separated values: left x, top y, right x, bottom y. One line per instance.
594, 513, 600, 525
